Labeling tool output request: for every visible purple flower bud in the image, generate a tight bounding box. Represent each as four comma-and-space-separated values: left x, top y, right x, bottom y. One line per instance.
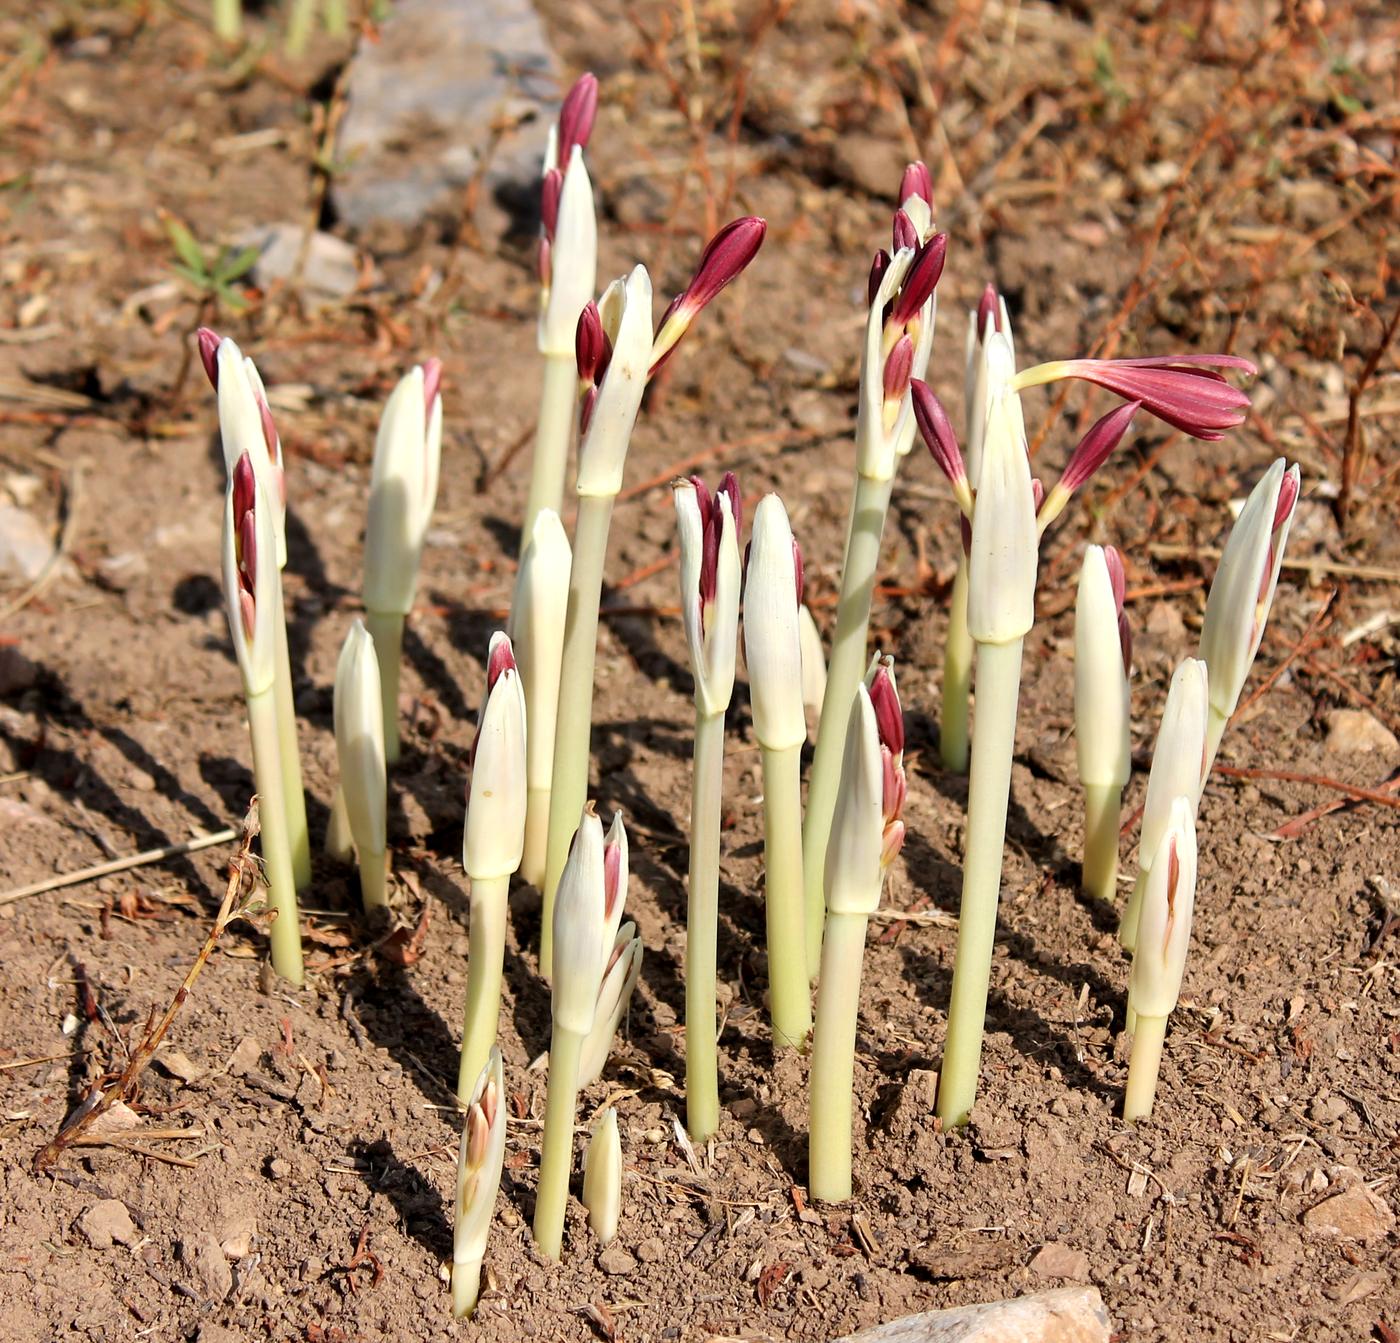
892, 209, 919, 253
1053, 355, 1255, 440
976, 283, 1003, 340
1103, 545, 1127, 611
486, 636, 517, 691
422, 357, 443, 415
232, 452, 256, 528
719, 471, 742, 533
867, 249, 891, 308
238, 508, 258, 594
882, 334, 914, 405
1272, 468, 1300, 533
603, 834, 624, 919
792, 538, 804, 607
557, 73, 599, 166
910, 381, 967, 492
888, 233, 947, 329
576, 301, 610, 385
868, 666, 904, 756
540, 167, 563, 241
197, 328, 221, 388
579, 385, 599, 436
1058, 400, 1140, 495
672, 216, 767, 323
899, 160, 933, 207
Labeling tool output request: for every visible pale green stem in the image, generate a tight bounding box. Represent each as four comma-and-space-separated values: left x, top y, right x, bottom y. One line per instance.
365, 608, 405, 766
272, 597, 311, 889
763, 742, 812, 1049
801, 472, 895, 981
520, 785, 551, 889
1203, 703, 1229, 778
936, 637, 1024, 1128
808, 909, 871, 1203
285, 0, 315, 54
457, 875, 509, 1098
685, 710, 725, 1142
1125, 1002, 1137, 1037
940, 558, 972, 773
357, 846, 388, 913
522, 353, 579, 548
540, 492, 614, 978
325, 783, 353, 862
532, 1023, 585, 1261
1082, 782, 1122, 906
322, 0, 349, 37
247, 688, 304, 986
451, 1254, 483, 1319
212, 0, 242, 41
1119, 869, 1146, 955
1123, 1014, 1168, 1121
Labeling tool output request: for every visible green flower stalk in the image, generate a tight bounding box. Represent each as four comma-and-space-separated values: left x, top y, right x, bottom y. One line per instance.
581, 1107, 622, 1245
457, 633, 527, 1098
1118, 657, 1209, 959
199, 330, 311, 890
1198, 459, 1301, 771
674, 472, 742, 1140
1124, 798, 1197, 1121
540, 217, 766, 976
451, 1047, 505, 1318
509, 508, 571, 887
809, 656, 905, 1203
943, 285, 1016, 773
362, 359, 444, 764
742, 493, 812, 1049
1074, 545, 1131, 904
524, 75, 599, 540
212, 0, 241, 42
534, 807, 628, 1261
801, 165, 946, 982
221, 454, 304, 985
333, 621, 388, 912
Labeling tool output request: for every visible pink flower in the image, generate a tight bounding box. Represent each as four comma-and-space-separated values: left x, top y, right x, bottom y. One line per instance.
1058, 400, 1141, 495
910, 380, 972, 514
197, 327, 221, 387
899, 160, 933, 207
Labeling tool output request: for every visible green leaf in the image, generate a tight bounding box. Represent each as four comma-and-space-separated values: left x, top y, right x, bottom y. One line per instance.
164, 217, 209, 278
213, 244, 261, 285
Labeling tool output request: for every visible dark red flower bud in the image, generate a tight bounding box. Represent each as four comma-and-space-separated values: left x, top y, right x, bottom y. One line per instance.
867, 249, 891, 308
910, 381, 967, 492
677, 217, 766, 318
1103, 545, 1126, 612
882, 334, 914, 405
718, 471, 742, 534
976, 283, 1003, 340
792, 539, 804, 607
869, 666, 903, 756
899, 160, 933, 207
197, 328, 221, 388
540, 167, 563, 241
576, 301, 608, 385
232, 452, 256, 528
557, 72, 599, 166
486, 637, 517, 691
1059, 400, 1140, 495
892, 209, 919, 253
888, 232, 947, 328
1272, 469, 1299, 533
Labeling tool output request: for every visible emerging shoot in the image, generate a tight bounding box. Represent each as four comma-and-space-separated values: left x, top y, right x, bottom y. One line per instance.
451, 1047, 506, 1318
333, 620, 389, 912
581, 1107, 622, 1245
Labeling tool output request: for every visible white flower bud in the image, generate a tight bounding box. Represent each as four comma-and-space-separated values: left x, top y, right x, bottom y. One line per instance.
1140, 658, 1209, 869
966, 372, 1038, 645
334, 620, 386, 862
578, 925, 642, 1086
463, 633, 527, 881
1075, 545, 1131, 789
551, 807, 628, 1035
1199, 459, 1300, 724
824, 684, 884, 916
1129, 797, 1197, 1019
576, 265, 653, 499
363, 362, 443, 616
508, 510, 571, 795
213, 337, 287, 567
538, 148, 598, 356
581, 1107, 622, 1245
452, 1047, 505, 1318
742, 494, 807, 751
674, 479, 741, 718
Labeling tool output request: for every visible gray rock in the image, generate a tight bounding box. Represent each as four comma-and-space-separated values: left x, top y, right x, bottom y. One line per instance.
239, 223, 362, 300
332, 0, 557, 236
1324, 709, 1399, 763
78, 1199, 138, 1249
1303, 1168, 1395, 1243
597, 1244, 636, 1275
0, 504, 54, 583
831, 1287, 1110, 1342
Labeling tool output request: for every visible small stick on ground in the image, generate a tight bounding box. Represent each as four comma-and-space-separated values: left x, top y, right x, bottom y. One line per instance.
32, 801, 263, 1174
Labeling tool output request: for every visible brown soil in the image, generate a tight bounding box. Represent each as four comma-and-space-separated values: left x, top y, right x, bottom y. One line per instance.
2, 3, 1398, 1342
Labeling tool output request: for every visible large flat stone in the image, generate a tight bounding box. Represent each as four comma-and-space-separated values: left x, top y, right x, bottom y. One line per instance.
832, 1286, 1110, 1343
332, 0, 557, 236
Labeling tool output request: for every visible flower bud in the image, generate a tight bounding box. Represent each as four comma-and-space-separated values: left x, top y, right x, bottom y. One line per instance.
551, 806, 626, 1035
538, 146, 597, 355
966, 378, 1038, 645
463, 632, 527, 881
334, 620, 387, 864
742, 494, 806, 751
556, 73, 599, 167
1128, 798, 1197, 1019
899, 160, 933, 208
675, 474, 742, 718
363, 361, 444, 616
581, 1106, 622, 1245
911, 379, 973, 516
452, 1046, 506, 1318
1075, 546, 1131, 790
1198, 459, 1300, 726
578, 923, 643, 1087
576, 265, 653, 498
1140, 657, 1210, 871
1038, 401, 1140, 531
963, 288, 1016, 486
221, 460, 279, 696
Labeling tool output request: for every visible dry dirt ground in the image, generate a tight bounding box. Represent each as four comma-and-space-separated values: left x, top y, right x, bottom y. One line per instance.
1, 2, 1398, 1341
